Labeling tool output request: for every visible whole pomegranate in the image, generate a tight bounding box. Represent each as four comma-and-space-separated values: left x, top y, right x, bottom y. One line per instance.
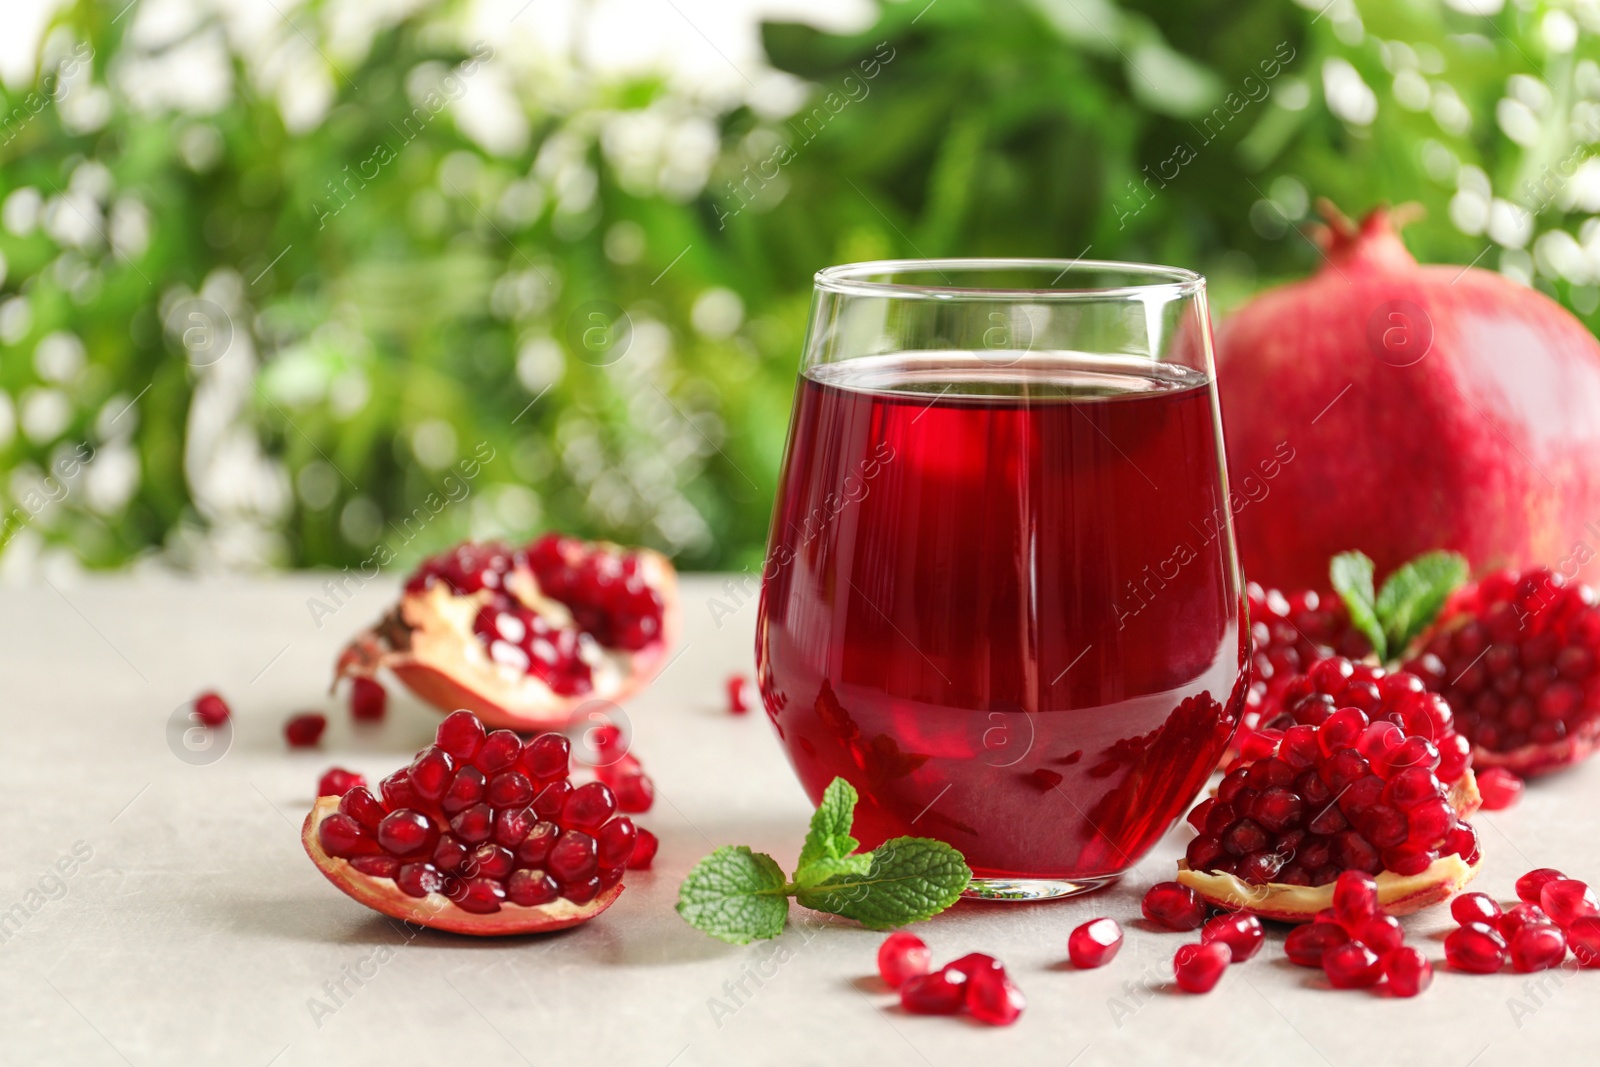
1216, 202, 1600, 591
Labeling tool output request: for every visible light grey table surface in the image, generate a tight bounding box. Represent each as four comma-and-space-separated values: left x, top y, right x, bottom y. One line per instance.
2, 573, 1597, 1066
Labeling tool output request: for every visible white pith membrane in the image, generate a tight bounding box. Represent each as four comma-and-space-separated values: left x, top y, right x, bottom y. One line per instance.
335, 550, 678, 730
302, 796, 622, 936
1177, 769, 1484, 923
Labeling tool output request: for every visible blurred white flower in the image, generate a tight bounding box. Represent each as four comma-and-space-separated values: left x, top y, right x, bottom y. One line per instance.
20, 388, 71, 443
1488, 198, 1533, 248
691, 287, 744, 339
411, 419, 458, 469
34, 331, 85, 383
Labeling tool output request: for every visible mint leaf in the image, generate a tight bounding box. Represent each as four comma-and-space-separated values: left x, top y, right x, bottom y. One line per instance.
1330, 550, 1386, 661
793, 852, 873, 890
795, 837, 971, 930
676, 846, 791, 944
797, 777, 859, 872
1374, 551, 1468, 656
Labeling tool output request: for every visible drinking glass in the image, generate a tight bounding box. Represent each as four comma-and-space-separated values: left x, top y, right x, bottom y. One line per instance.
754, 259, 1248, 900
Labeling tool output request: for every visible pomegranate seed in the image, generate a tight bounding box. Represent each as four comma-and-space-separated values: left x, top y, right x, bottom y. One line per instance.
548, 830, 599, 883
453, 877, 506, 914
1201, 912, 1264, 962
507, 869, 560, 906
1567, 915, 1600, 966
612, 772, 655, 813
627, 827, 659, 869
966, 968, 1025, 1026
468, 843, 515, 880
450, 803, 494, 845
1498, 902, 1554, 939
349, 676, 387, 721
339, 787, 384, 830
377, 809, 436, 857
1383, 946, 1433, 997
350, 855, 400, 879
318, 767, 366, 797
443, 767, 487, 815
534, 779, 571, 819
475, 730, 522, 773
194, 691, 230, 726
1517, 867, 1567, 903
1068, 918, 1124, 969
563, 781, 618, 830
1143, 882, 1206, 931
1323, 940, 1383, 988
1510, 922, 1568, 972
1445, 922, 1507, 973
1284, 921, 1350, 968
395, 862, 445, 898
1354, 914, 1403, 956
409, 746, 454, 801
432, 835, 468, 873
318, 813, 373, 858
1173, 942, 1230, 993
436, 710, 486, 761
1331, 870, 1379, 930
493, 806, 535, 848
523, 733, 571, 780
1475, 767, 1523, 810
942, 952, 1005, 985
900, 971, 966, 1014
487, 770, 534, 808
596, 817, 638, 868
877, 932, 931, 989
1450, 891, 1501, 927
1540, 878, 1599, 927
285, 712, 327, 748
564, 874, 602, 904
727, 674, 751, 714
514, 821, 560, 866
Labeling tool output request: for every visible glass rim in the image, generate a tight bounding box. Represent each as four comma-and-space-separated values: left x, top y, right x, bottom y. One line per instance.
813, 258, 1205, 301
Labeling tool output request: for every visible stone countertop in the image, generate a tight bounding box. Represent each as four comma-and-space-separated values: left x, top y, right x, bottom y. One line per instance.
2, 573, 1596, 1066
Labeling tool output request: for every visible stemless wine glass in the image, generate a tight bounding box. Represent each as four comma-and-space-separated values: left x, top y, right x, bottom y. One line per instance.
754, 259, 1248, 900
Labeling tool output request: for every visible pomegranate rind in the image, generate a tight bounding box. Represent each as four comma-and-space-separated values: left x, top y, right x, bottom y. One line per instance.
1177, 852, 1481, 924
334, 546, 679, 731
301, 797, 621, 936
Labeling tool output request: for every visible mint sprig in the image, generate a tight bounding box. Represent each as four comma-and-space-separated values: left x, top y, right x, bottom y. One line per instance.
1329, 549, 1469, 663
676, 778, 971, 944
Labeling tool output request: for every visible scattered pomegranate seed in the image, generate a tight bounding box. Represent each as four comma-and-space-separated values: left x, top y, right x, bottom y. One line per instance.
726, 674, 750, 714
1516, 867, 1567, 903
1173, 942, 1230, 993
1450, 891, 1501, 927
1323, 940, 1383, 989
900, 970, 966, 1014
194, 691, 230, 726
349, 676, 387, 722
627, 827, 658, 869
966, 967, 1025, 1026
1510, 923, 1568, 972
1067, 918, 1124, 969
1331, 871, 1379, 930
1567, 916, 1600, 966
1475, 767, 1523, 810
1353, 914, 1403, 957
1539, 878, 1599, 927
1284, 921, 1349, 968
318, 767, 366, 797
1201, 912, 1264, 962
1143, 882, 1207, 931
1383, 946, 1433, 997
285, 712, 327, 748
877, 932, 931, 989
1498, 901, 1554, 940
611, 771, 655, 814
1445, 922, 1507, 973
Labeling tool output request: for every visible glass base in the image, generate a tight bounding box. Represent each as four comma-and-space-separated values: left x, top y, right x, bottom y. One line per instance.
961, 874, 1120, 901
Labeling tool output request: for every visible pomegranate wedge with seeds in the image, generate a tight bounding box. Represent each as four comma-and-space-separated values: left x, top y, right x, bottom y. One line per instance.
335, 536, 678, 731
302, 711, 630, 935
1179, 659, 1483, 923
1406, 568, 1600, 776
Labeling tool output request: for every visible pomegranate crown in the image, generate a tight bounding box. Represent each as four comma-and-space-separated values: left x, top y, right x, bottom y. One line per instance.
1310, 199, 1422, 273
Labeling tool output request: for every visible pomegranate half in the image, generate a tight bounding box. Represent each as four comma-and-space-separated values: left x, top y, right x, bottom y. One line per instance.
336, 535, 678, 731
1216, 202, 1600, 592
302, 710, 630, 935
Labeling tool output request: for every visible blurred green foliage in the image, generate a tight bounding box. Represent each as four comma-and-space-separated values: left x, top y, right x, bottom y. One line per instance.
2, 0, 1598, 573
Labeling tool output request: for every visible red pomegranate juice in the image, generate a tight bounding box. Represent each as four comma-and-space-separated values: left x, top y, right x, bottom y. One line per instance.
756, 353, 1247, 881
